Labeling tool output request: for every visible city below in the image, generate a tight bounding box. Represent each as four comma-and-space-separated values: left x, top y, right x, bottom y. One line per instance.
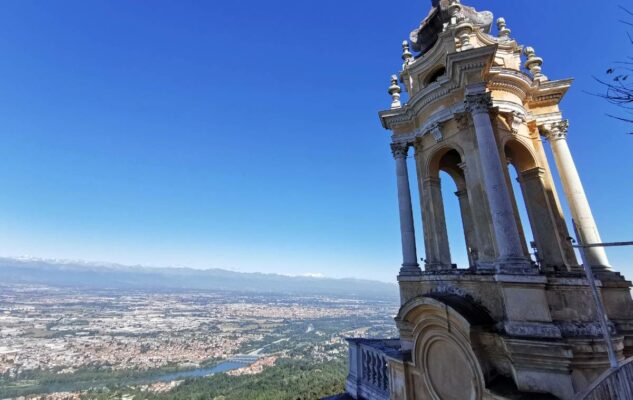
0, 259, 398, 400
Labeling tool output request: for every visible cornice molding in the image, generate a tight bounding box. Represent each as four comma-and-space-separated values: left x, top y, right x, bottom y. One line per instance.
380, 45, 497, 131
526, 78, 573, 108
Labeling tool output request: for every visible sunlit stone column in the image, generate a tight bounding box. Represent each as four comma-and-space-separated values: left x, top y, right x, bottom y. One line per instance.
465, 86, 531, 272
391, 142, 422, 276
542, 120, 612, 272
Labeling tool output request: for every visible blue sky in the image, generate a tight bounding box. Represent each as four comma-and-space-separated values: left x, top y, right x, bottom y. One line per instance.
0, 0, 631, 282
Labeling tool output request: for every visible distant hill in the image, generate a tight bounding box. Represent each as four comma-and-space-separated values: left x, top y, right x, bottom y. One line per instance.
0, 257, 398, 300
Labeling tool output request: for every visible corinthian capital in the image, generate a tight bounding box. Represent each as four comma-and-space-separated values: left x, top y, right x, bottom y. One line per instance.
541, 120, 569, 141
464, 92, 493, 114
390, 142, 410, 159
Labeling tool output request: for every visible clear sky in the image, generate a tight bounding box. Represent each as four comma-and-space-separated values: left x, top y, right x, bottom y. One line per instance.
0, 0, 631, 282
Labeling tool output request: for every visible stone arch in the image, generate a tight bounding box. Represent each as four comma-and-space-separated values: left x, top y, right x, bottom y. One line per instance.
397, 296, 487, 400
503, 137, 539, 173
425, 142, 467, 178
503, 139, 573, 270
424, 65, 447, 86
427, 146, 466, 189
422, 144, 477, 268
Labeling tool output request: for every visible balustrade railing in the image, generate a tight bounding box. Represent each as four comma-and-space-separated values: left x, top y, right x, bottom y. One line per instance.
345, 338, 401, 400
361, 345, 389, 394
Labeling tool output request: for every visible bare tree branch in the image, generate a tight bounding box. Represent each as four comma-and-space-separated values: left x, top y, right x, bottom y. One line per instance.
594, 5, 633, 134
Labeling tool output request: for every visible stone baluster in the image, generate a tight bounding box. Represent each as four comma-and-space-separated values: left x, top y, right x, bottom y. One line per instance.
524, 47, 548, 82
541, 121, 612, 272
497, 17, 511, 40
388, 75, 402, 109
362, 350, 368, 381
464, 85, 531, 272
371, 353, 377, 385
378, 355, 384, 389
382, 356, 389, 391
391, 143, 422, 276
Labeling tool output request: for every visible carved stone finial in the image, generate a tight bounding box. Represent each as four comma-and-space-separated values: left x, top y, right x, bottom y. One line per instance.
448, 0, 464, 25
388, 75, 402, 109
497, 17, 511, 40
401, 40, 413, 67
542, 120, 569, 141
390, 142, 409, 159
464, 92, 492, 114
455, 21, 474, 50
524, 47, 548, 82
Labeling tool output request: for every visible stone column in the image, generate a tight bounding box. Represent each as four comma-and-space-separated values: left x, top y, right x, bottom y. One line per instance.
455, 189, 477, 268
542, 121, 611, 271
464, 86, 531, 272
391, 143, 422, 276
519, 167, 570, 270
421, 177, 452, 270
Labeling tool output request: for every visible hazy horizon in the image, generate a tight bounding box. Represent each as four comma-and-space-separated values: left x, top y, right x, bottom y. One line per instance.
0, 254, 397, 283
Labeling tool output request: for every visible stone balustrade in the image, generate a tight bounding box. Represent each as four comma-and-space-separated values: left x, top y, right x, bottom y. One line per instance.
345, 338, 402, 400
361, 345, 389, 394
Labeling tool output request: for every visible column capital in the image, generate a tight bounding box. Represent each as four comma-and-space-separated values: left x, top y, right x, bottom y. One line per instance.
541, 120, 569, 141
464, 91, 493, 115
390, 142, 410, 159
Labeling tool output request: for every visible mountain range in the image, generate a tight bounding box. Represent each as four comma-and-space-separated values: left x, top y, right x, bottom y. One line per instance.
0, 257, 398, 299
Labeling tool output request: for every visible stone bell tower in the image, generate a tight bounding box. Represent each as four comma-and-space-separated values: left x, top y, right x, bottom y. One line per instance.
334, 1, 633, 400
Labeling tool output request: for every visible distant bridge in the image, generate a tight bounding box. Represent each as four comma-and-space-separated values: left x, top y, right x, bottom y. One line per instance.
227, 354, 261, 364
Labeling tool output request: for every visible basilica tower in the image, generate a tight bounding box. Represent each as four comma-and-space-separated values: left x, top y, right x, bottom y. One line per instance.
331, 1, 633, 399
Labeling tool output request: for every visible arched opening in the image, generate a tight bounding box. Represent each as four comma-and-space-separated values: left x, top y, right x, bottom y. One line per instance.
440, 171, 468, 268
504, 139, 570, 270
507, 164, 534, 256
421, 147, 475, 270
424, 66, 446, 86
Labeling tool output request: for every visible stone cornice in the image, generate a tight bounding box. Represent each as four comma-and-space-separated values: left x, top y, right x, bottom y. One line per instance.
526, 78, 573, 108
473, 29, 520, 53
388, 98, 529, 145
488, 67, 534, 101
379, 45, 497, 131
389, 102, 467, 144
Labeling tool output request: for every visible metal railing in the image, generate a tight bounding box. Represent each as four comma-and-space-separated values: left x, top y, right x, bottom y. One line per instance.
570, 220, 633, 369
576, 357, 633, 399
